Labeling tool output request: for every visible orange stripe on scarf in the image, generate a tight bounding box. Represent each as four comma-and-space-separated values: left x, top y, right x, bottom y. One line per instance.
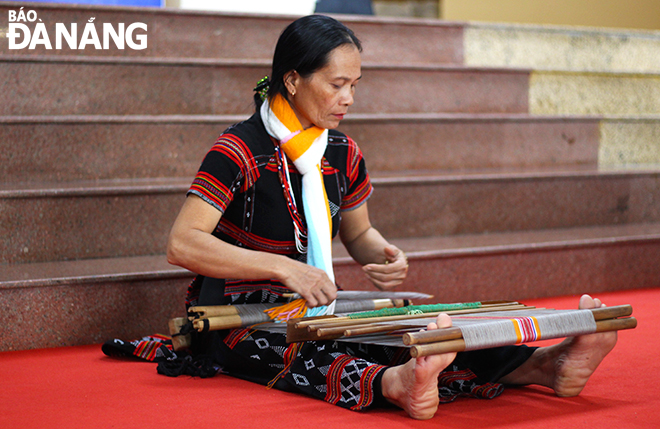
270, 94, 324, 162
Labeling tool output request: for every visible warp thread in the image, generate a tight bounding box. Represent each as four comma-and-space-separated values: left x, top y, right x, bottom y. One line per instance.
459, 309, 597, 350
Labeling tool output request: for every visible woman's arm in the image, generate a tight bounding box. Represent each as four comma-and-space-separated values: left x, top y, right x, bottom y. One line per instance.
167, 194, 337, 307
339, 202, 408, 290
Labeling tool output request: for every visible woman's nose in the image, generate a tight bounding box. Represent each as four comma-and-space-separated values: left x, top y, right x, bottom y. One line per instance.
342, 87, 355, 106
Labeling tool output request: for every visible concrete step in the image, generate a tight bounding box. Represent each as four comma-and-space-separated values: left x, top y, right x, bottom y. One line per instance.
3, 167, 659, 264
3, 222, 659, 351
0, 55, 530, 115
0, 2, 464, 65
0, 113, 601, 183
367, 166, 660, 238
465, 22, 660, 74
0, 115, 238, 183
0, 178, 186, 264
343, 113, 600, 171
0, 254, 191, 351
530, 70, 660, 116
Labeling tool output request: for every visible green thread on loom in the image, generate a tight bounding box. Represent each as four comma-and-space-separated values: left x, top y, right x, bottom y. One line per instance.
347, 302, 483, 319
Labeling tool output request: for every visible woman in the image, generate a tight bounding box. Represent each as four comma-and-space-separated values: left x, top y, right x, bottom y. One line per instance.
167, 15, 617, 420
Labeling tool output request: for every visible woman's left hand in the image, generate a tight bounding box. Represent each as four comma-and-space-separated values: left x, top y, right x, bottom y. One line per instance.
362, 244, 408, 290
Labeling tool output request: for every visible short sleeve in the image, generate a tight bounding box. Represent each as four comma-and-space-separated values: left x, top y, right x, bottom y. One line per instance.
341, 136, 373, 210
187, 134, 259, 213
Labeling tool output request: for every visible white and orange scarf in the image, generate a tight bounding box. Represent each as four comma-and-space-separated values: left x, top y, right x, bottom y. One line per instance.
260, 94, 336, 316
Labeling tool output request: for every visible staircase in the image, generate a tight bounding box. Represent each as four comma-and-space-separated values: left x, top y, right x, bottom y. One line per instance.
2, 3, 659, 351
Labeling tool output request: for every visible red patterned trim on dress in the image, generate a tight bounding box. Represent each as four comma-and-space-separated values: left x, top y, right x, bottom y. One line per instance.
438, 368, 477, 385
185, 276, 201, 307
321, 158, 340, 176
133, 335, 172, 361
210, 135, 260, 192
340, 135, 373, 210
223, 279, 291, 298
267, 342, 303, 389
217, 218, 297, 254
325, 354, 359, 405
344, 136, 362, 181
189, 171, 234, 212
350, 364, 386, 411
471, 382, 504, 399
223, 328, 253, 349
342, 176, 372, 210
265, 155, 297, 174
437, 367, 504, 403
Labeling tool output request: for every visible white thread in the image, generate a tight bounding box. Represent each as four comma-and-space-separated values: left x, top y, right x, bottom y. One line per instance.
458, 309, 597, 351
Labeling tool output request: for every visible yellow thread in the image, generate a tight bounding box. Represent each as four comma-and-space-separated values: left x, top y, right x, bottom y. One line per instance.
532, 316, 542, 340
513, 319, 523, 343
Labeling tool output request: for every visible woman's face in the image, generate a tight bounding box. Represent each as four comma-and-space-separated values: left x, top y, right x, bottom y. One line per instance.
285, 44, 362, 130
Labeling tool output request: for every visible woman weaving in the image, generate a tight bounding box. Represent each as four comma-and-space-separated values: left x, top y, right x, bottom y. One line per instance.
167, 15, 618, 420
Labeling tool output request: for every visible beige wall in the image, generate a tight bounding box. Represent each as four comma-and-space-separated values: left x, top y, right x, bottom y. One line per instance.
441, 0, 660, 30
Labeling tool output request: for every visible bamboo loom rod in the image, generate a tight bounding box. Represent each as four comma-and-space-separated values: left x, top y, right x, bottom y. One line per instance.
285, 304, 534, 343
293, 301, 521, 329
190, 299, 408, 332
304, 303, 530, 333
188, 303, 278, 319
403, 304, 633, 346
312, 305, 539, 340
409, 317, 637, 358
189, 298, 403, 320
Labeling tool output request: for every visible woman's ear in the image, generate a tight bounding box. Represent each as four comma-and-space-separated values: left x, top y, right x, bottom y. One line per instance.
283, 70, 299, 98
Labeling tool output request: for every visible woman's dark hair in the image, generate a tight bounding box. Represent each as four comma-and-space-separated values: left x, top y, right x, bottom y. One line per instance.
255, 15, 362, 107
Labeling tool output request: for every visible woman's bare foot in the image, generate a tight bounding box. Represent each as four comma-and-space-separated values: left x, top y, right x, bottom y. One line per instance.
551, 294, 619, 396
500, 294, 618, 397
380, 314, 456, 420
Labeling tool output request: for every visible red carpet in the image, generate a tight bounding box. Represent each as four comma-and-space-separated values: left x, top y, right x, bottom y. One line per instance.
2, 288, 658, 429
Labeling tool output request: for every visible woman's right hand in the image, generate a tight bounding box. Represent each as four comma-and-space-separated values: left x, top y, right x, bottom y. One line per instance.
279, 258, 337, 308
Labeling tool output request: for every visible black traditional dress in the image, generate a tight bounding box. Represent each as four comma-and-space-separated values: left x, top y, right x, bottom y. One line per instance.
184, 110, 534, 409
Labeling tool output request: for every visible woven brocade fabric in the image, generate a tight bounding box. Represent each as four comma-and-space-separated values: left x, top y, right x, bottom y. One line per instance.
219, 327, 407, 410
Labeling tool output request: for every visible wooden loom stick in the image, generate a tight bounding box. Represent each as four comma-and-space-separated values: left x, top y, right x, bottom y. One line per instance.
188, 304, 278, 319
187, 299, 408, 333
188, 298, 405, 320
306, 303, 530, 332
286, 304, 534, 343
409, 316, 637, 358
343, 323, 419, 337
294, 301, 524, 330
193, 314, 243, 332
403, 305, 633, 346
315, 304, 551, 342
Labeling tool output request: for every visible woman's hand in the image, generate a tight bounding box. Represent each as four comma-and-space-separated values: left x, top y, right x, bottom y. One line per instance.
279, 258, 338, 307
169, 195, 336, 307
362, 244, 408, 290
